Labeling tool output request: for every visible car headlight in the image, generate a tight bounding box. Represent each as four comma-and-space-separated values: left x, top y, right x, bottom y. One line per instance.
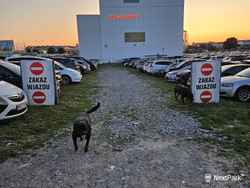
21, 91, 27, 99
222, 83, 234, 87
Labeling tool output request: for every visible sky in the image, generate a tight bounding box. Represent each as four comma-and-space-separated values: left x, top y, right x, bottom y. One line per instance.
0, 0, 249, 49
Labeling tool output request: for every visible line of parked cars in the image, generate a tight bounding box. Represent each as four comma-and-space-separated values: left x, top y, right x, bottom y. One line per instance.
122, 54, 250, 102
0, 55, 98, 120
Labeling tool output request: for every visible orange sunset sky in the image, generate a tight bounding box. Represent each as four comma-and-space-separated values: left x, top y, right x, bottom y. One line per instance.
0, 0, 249, 49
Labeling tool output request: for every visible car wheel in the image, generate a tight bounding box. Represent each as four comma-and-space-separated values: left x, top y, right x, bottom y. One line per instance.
237, 88, 250, 102
62, 75, 71, 85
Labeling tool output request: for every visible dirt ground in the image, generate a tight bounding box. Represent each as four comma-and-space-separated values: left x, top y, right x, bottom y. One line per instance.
0, 66, 249, 188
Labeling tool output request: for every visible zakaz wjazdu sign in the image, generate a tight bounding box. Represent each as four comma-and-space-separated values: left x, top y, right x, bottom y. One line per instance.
21, 60, 57, 105
192, 60, 221, 104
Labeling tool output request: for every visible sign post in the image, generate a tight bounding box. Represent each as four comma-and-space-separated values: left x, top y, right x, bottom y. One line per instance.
21, 60, 57, 106
192, 60, 221, 104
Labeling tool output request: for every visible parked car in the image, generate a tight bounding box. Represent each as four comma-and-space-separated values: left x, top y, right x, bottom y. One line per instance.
143, 62, 153, 73
123, 57, 141, 68
89, 59, 99, 68
135, 60, 146, 71
222, 56, 247, 65
147, 60, 173, 75
165, 59, 202, 81
221, 68, 250, 102
54, 61, 82, 85
243, 60, 250, 65
0, 81, 28, 120
76, 60, 91, 74
122, 58, 132, 67
0, 56, 6, 60
0, 60, 22, 88
48, 57, 81, 73
165, 62, 178, 73
54, 70, 62, 96
68, 56, 97, 71
221, 64, 250, 77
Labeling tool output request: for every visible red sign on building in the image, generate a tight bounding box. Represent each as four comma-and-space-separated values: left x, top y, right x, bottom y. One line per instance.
108, 13, 139, 21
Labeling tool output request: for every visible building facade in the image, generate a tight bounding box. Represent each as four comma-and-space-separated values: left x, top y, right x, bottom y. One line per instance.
0, 40, 15, 52
77, 0, 184, 61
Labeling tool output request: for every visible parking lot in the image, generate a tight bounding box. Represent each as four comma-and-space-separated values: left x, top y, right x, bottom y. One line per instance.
0, 72, 97, 162
0, 63, 249, 188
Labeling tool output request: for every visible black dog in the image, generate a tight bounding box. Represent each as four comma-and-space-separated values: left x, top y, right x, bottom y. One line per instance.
72, 102, 100, 152
174, 84, 193, 103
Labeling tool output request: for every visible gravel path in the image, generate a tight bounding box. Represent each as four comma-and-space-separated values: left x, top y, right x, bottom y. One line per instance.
0, 66, 248, 188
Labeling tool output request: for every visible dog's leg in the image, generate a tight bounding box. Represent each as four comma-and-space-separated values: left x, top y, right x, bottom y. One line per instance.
181, 95, 185, 104
72, 133, 78, 151
84, 130, 91, 153
174, 88, 178, 100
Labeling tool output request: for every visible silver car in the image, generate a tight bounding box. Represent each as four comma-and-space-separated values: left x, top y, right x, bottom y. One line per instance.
221, 68, 250, 102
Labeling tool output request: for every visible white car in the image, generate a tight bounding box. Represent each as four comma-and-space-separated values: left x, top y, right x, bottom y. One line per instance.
0, 81, 28, 120
143, 62, 153, 73
147, 60, 173, 75
54, 61, 82, 85
142, 62, 149, 72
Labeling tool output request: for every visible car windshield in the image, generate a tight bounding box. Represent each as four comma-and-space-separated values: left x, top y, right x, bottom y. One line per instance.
175, 61, 190, 69
54, 61, 65, 69
222, 65, 233, 72
236, 68, 250, 78
0, 61, 20, 75
155, 61, 171, 65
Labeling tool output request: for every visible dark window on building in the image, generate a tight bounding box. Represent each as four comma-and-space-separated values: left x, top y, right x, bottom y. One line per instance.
125, 32, 145, 43
124, 0, 140, 3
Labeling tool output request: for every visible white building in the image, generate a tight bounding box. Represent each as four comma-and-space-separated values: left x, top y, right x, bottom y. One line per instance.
77, 0, 184, 61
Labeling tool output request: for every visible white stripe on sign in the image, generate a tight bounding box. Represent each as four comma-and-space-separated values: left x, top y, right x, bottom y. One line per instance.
33, 96, 45, 99
202, 68, 212, 71
31, 67, 43, 71
201, 95, 211, 99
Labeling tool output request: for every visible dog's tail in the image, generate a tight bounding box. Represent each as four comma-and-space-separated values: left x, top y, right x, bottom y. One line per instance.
86, 102, 101, 114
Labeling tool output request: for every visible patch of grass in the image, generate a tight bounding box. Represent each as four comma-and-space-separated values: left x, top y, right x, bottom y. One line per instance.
128, 68, 250, 165
0, 72, 98, 162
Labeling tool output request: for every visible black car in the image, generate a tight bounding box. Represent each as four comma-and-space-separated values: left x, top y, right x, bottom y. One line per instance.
0, 56, 6, 60
49, 57, 81, 73
67, 56, 97, 71
0, 61, 22, 88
